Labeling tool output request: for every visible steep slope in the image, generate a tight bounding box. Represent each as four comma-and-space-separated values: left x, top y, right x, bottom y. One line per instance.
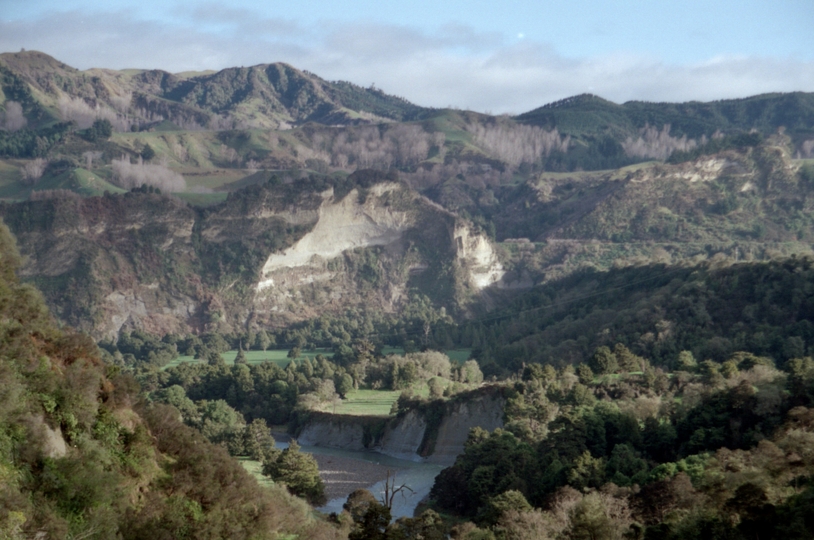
0, 171, 506, 339
0, 218, 342, 539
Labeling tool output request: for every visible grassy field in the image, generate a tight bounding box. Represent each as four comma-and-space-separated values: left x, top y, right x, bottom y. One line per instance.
331, 378, 445, 416
237, 457, 274, 488
331, 388, 402, 416
173, 192, 229, 206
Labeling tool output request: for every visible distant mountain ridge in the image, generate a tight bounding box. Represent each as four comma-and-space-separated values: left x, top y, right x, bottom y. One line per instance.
518, 91, 814, 141
0, 50, 431, 130
2, 50, 813, 137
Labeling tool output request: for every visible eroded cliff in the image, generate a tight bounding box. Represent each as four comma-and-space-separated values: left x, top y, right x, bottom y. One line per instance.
294, 387, 505, 465
0, 172, 507, 338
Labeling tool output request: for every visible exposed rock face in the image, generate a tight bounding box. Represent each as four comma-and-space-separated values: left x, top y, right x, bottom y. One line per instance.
374, 410, 427, 461
297, 419, 365, 450
295, 389, 504, 464
255, 183, 415, 291
426, 393, 504, 465
453, 223, 505, 289
1, 175, 505, 338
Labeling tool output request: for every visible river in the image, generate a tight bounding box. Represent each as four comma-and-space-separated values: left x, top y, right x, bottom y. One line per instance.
276, 439, 445, 519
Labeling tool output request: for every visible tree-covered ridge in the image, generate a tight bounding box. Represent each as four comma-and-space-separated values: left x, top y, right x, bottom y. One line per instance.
518, 92, 814, 142
0, 218, 342, 539
462, 256, 814, 375
429, 343, 814, 539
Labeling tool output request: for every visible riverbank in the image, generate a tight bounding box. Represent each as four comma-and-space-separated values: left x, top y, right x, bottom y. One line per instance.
311, 453, 395, 501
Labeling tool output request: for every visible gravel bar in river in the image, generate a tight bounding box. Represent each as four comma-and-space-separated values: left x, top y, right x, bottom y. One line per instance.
312, 453, 398, 502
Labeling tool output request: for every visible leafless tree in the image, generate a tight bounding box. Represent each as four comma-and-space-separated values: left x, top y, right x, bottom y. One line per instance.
1, 101, 27, 132
110, 92, 132, 114
381, 470, 414, 510
21, 158, 47, 185
58, 95, 133, 131
470, 122, 570, 166
622, 124, 697, 160
111, 155, 186, 192
82, 151, 103, 169
29, 189, 81, 201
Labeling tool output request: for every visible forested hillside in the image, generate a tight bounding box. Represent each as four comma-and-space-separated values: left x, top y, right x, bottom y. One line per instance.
0, 219, 342, 539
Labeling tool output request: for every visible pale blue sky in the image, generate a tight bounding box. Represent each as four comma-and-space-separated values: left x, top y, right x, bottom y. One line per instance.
1, 0, 812, 113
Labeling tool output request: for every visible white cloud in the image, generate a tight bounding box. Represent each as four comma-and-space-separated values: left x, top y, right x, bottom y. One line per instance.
1, 9, 812, 114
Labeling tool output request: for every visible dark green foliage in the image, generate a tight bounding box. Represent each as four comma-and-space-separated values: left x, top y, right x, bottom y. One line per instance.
0, 121, 72, 157
262, 440, 325, 505
105, 330, 179, 367
325, 80, 429, 122
431, 428, 536, 515
79, 119, 113, 142
465, 257, 814, 370
478, 490, 532, 526
520, 92, 814, 141
345, 491, 390, 540
140, 143, 155, 161
591, 346, 619, 375
386, 510, 446, 540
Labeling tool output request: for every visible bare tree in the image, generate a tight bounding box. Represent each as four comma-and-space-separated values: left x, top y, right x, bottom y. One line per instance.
58, 95, 132, 131
110, 92, 132, 114
111, 155, 185, 192
470, 121, 570, 166
82, 151, 103, 169
622, 124, 697, 160
29, 189, 81, 201
21, 158, 47, 185
1, 101, 27, 132
380, 470, 414, 510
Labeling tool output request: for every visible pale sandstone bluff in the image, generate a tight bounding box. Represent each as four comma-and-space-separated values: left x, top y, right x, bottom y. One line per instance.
296, 392, 505, 465
255, 184, 414, 292
453, 224, 506, 289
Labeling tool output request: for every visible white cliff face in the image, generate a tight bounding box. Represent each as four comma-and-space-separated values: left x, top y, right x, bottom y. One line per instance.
374, 410, 427, 461
628, 157, 749, 185
453, 224, 505, 289
256, 183, 414, 292
295, 391, 504, 464
297, 419, 366, 450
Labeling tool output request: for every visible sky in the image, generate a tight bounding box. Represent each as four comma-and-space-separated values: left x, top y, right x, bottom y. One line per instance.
1, 0, 813, 114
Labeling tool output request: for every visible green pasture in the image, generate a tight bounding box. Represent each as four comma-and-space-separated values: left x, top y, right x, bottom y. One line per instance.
331, 388, 402, 416
332, 378, 444, 416
237, 457, 274, 488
